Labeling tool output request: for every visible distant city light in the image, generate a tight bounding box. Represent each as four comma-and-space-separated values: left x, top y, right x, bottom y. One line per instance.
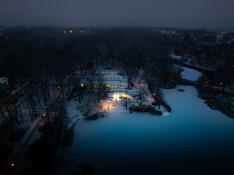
69, 30, 73, 33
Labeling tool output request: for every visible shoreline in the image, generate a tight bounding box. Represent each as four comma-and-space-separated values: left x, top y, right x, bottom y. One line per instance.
197, 89, 234, 118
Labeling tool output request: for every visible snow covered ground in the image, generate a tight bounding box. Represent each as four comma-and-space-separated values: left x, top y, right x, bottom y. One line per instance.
170, 53, 182, 60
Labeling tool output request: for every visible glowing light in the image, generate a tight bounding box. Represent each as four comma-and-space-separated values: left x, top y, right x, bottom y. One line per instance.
112, 92, 132, 101
80, 83, 84, 87
11, 163, 15, 167
100, 101, 114, 110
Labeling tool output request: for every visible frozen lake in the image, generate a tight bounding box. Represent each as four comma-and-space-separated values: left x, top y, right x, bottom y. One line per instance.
60, 84, 234, 175
55, 67, 232, 174
181, 66, 202, 81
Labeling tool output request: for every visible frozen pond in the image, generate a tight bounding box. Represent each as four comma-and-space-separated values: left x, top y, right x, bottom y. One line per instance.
181, 66, 202, 81
60, 85, 234, 175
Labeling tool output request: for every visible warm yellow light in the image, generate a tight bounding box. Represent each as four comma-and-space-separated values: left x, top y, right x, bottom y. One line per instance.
112, 92, 132, 101
100, 101, 114, 110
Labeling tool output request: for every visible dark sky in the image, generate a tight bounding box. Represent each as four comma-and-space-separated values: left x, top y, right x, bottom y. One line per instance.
0, 0, 234, 28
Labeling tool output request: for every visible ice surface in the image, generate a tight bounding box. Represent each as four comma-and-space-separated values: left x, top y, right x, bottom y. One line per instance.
59, 85, 233, 175
181, 66, 202, 81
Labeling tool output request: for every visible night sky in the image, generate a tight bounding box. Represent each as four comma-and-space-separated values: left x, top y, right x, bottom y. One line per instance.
0, 0, 234, 28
